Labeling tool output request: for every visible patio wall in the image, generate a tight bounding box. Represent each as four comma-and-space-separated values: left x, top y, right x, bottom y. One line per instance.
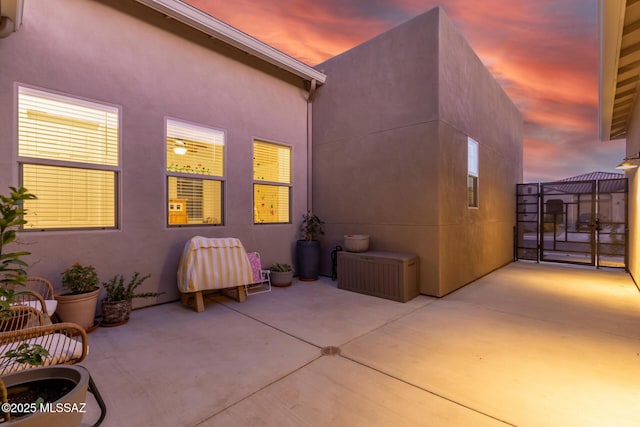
0, 0, 310, 306
312, 7, 523, 296
624, 87, 640, 285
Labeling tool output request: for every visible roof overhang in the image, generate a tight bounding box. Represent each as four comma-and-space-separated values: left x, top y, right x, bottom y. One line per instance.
0, 0, 24, 38
134, 0, 326, 85
599, 0, 640, 141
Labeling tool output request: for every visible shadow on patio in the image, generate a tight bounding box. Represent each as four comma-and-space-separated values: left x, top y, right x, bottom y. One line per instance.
80, 261, 640, 427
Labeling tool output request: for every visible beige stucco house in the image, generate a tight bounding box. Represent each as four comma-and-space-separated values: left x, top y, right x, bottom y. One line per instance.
0, 0, 522, 305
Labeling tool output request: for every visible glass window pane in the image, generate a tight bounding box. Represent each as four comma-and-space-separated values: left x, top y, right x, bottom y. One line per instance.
254, 184, 290, 224
166, 119, 224, 177
253, 141, 291, 183
468, 137, 478, 176
167, 176, 222, 225
22, 164, 116, 229
468, 175, 478, 207
18, 86, 119, 166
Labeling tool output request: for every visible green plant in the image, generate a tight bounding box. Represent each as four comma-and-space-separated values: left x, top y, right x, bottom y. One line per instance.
102, 272, 163, 302
2, 343, 49, 367
300, 211, 324, 241
269, 263, 293, 272
0, 187, 37, 318
0, 187, 37, 288
61, 263, 99, 294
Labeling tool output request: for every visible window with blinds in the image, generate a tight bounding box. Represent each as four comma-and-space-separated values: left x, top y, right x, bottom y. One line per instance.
17, 86, 120, 230
166, 119, 224, 226
253, 140, 291, 224
468, 137, 479, 208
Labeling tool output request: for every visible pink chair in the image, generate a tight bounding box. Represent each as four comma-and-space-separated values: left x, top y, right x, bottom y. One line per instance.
245, 252, 271, 296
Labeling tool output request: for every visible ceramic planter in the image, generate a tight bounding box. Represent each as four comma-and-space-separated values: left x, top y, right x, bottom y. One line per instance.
296, 240, 320, 281
101, 299, 132, 326
1, 365, 89, 426
270, 270, 293, 287
55, 288, 100, 330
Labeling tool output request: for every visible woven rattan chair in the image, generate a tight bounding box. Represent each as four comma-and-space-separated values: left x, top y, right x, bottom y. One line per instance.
0, 306, 105, 425
11, 277, 58, 319
0, 306, 87, 375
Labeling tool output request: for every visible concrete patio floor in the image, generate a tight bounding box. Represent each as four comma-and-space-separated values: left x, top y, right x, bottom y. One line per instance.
79, 261, 640, 427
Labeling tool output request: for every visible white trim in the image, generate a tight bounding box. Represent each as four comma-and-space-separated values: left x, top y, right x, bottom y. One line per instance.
598, 0, 626, 141
134, 0, 326, 84
0, 0, 24, 33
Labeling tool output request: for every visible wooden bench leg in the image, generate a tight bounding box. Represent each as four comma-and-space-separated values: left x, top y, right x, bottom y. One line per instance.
194, 291, 204, 313
181, 291, 205, 312
236, 286, 246, 303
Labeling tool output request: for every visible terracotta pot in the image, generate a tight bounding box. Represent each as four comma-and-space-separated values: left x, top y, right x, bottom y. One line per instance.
55, 288, 100, 330
101, 299, 132, 326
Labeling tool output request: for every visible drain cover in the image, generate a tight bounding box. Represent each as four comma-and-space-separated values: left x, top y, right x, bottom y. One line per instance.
320, 346, 341, 356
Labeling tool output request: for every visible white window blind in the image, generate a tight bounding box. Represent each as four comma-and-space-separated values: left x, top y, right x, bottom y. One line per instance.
166, 119, 224, 226
468, 137, 479, 208
253, 140, 291, 224
18, 86, 119, 166
166, 119, 224, 176
18, 86, 120, 230
22, 164, 116, 229
253, 141, 291, 183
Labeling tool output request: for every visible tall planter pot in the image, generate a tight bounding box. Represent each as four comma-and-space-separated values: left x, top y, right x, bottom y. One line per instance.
55, 288, 100, 330
2, 365, 90, 426
296, 240, 320, 281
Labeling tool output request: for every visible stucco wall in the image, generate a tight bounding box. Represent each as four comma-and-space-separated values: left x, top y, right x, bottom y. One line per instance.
313, 7, 523, 296
623, 87, 640, 285
436, 9, 523, 295
0, 0, 310, 306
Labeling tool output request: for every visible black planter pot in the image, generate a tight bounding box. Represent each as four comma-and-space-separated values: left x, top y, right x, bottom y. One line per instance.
296, 240, 320, 281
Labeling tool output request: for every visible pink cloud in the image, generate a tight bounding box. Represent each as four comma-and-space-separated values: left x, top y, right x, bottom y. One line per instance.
183, 0, 623, 182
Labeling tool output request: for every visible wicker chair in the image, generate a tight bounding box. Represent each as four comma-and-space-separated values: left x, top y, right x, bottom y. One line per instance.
10, 277, 58, 319
0, 306, 87, 375
0, 306, 105, 425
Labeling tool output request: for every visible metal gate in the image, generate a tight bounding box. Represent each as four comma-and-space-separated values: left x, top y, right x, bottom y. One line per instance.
515, 178, 627, 268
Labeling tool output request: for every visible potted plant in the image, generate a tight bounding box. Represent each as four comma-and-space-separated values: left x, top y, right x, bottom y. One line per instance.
0, 187, 93, 426
55, 263, 100, 331
269, 263, 294, 287
0, 364, 90, 426
296, 211, 324, 281
0, 187, 37, 330
101, 272, 163, 326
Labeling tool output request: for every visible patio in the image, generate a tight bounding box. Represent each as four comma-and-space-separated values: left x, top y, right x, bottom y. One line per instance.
79, 261, 640, 427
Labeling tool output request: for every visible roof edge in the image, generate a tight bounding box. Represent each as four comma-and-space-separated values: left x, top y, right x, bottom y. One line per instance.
134, 0, 326, 84
598, 0, 626, 141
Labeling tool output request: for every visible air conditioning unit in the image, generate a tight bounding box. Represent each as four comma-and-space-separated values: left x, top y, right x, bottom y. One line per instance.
337, 251, 419, 302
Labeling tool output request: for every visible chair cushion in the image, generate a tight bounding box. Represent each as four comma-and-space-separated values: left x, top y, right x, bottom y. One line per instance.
19, 299, 57, 315
0, 333, 86, 374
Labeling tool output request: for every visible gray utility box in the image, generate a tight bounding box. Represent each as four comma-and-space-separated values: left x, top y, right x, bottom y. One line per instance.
337, 251, 419, 302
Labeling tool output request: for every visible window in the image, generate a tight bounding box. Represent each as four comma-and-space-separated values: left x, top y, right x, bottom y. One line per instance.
253, 140, 291, 224
467, 137, 479, 208
166, 119, 224, 225
18, 86, 119, 230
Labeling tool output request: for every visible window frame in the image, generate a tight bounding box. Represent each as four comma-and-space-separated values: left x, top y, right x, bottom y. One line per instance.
467, 137, 479, 209
253, 139, 292, 225
165, 117, 226, 227
16, 84, 122, 231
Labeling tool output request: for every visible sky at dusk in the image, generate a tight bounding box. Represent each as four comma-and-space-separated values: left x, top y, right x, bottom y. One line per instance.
184, 0, 625, 182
